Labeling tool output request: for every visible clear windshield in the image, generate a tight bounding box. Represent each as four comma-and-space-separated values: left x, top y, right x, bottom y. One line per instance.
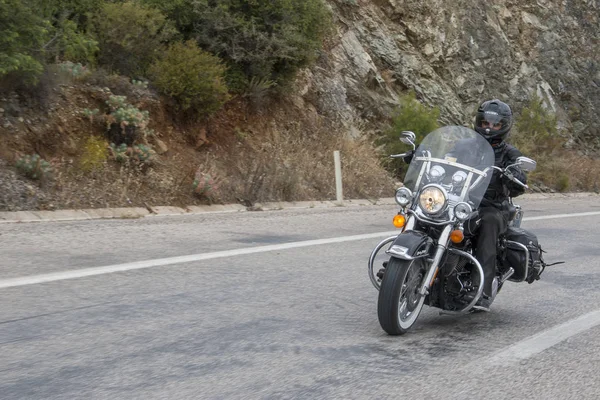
404, 126, 495, 209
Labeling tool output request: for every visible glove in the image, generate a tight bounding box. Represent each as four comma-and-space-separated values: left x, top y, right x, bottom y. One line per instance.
402, 150, 415, 164
505, 167, 527, 197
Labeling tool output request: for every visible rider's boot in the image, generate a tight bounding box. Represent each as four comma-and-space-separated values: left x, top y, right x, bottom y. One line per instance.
473, 277, 498, 312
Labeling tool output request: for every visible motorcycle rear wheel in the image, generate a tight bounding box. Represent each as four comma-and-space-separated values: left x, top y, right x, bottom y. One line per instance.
377, 257, 427, 335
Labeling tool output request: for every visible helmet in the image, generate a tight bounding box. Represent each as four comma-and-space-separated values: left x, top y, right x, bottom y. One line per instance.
474, 99, 513, 143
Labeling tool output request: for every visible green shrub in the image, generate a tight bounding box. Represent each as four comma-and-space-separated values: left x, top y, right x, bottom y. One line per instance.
0, 0, 48, 85
109, 143, 129, 163
130, 144, 154, 164
30, 0, 99, 65
146, 0, 331, 85
193, 169, 220, 200
80, 136, 108, 171
15, 154, 52, 180
132, 79, 149, 89
379, 91, 440, 175
106, 95, 150, 129
512, 95, 563, 156
57, 20, 98, 65
109, 143, 154, 165
89, 1, 177, 77
82, 108, 100, 121
149, 41, 229, 117
35, 0, 102, 20
556, 174, 570, 192
58, 61, 91, 79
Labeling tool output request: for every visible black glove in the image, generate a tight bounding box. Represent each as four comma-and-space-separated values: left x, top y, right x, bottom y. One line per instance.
504, 167, 527, 197
402, 150, 415, 164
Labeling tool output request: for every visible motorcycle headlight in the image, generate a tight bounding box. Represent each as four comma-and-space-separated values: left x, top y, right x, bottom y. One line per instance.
395, 187, 413, 207
452, 171, 468, 187
418, 185, 447, 215
453, 202, 472, 221
428, 165, 446, 183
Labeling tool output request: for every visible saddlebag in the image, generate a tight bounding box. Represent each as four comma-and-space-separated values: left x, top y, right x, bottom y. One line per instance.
504, 227, 544, 283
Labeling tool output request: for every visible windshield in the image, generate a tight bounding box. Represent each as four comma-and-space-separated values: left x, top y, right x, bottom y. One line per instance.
404, 126, 494, 210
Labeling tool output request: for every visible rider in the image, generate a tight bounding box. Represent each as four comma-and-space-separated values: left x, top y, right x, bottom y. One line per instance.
400, 99, 528, 309
468, 99, 528, 309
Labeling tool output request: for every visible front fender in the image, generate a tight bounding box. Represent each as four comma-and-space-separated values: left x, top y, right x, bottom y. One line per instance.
386, 230, 433, 260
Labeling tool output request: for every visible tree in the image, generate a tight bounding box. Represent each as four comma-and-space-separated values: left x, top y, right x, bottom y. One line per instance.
89, 1, 177, 77
149, 41, 230, 118
0, 0, 49, 85
144, 0, 331, 89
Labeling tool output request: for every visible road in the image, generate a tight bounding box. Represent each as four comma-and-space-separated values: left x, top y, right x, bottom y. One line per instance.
1, 196, 599, 399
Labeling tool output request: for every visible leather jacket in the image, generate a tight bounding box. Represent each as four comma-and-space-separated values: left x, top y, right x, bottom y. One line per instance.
480, 142, 527, 209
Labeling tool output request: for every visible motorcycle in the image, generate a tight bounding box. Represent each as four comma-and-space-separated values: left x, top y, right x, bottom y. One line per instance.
368, 126, 552, 335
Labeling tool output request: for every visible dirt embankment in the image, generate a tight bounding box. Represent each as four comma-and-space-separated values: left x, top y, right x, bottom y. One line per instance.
0, 72, 395, 212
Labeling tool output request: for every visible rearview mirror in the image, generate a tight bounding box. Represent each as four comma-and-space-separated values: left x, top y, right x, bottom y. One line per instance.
400, 131, 416, 142
517, 156, 537, 172
400, 131, 416, 150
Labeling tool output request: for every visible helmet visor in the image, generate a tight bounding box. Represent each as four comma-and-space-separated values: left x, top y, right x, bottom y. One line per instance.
476, 111, 507, 131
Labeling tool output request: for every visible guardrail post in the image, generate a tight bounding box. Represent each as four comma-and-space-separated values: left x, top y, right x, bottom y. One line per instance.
334, 150, 343, 205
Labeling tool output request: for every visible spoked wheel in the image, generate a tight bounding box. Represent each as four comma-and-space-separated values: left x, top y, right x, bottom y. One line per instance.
377, 257, 427, 335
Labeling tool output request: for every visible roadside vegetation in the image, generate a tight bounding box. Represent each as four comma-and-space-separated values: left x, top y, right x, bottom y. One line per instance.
1, 0, 598, 211
2, 0, 392, 211
510, 96, 600, 192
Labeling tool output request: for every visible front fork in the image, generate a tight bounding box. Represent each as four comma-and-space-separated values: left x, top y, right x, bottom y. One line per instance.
418, 224, 486, 314
418, 224, 452, 296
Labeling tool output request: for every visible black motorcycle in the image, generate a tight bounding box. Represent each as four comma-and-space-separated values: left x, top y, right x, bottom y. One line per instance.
368, 126, 550, 335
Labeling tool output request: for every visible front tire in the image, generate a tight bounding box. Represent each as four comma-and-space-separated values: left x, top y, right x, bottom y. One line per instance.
377, 257, 427, 335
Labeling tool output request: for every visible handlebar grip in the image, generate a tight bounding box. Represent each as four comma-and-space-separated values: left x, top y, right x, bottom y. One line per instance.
510, 176, 529, 189
389, 153, 410, 159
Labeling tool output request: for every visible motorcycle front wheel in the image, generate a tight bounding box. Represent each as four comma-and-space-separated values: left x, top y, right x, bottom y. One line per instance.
377, 257, 427, 335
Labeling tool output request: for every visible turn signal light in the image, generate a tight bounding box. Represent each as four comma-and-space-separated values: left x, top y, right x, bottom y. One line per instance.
450, 229, 464, 243
393, 214, 406, 228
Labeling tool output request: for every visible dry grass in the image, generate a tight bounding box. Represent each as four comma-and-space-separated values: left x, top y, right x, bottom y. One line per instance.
202, 124, 395, 205
0, 75, 397, 211
531, 152, 600, 193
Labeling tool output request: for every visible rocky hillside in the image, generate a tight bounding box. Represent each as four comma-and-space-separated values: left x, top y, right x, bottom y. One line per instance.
303, 0, 599, 146
1, 0, 599, 211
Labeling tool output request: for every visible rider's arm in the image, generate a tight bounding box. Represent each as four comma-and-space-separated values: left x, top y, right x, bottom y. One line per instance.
504, 146, 528, 197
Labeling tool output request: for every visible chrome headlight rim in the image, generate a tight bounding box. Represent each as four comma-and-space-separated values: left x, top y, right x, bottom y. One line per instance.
453, 201, 473, 222
451, 171, 468, 187
418, 184, 448, 216
395, 187, 413, 207
428, 165, 446, 183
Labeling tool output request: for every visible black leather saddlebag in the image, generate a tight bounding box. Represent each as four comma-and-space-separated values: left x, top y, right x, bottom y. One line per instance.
504, 227, 543, 283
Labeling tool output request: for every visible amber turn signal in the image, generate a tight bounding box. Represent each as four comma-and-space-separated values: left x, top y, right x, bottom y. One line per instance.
393, 214, 406, 228
450, 229, 464, 243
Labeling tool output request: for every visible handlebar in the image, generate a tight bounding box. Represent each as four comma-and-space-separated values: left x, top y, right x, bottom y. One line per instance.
469, 165, 528, 192
491, 166, 529, 189
389, 153, 411, 159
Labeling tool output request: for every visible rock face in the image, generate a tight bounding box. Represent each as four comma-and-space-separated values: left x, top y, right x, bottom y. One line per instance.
301, 0, 600, 144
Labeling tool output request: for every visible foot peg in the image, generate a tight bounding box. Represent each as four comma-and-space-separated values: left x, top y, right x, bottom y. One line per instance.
499, 267, 514, 284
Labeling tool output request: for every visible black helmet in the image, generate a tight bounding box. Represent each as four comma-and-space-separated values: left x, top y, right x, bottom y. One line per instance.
474, 99, 513, 143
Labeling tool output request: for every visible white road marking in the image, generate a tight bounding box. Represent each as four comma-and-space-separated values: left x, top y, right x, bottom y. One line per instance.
0, 210, 599, 290
485, 309, 600, 366
524, 211, 600, 221
0, 231, 399, 289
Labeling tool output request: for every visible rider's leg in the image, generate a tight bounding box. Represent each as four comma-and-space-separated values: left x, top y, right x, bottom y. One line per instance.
474, 207, 508, 299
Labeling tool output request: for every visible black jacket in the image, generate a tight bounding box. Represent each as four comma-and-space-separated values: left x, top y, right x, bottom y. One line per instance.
480, 142, 527, 209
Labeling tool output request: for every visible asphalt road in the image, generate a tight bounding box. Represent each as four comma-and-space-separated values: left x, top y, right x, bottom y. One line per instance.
1, 196, 599, 399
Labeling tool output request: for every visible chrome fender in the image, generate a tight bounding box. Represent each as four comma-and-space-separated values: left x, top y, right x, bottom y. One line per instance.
368, 230, 433, 291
